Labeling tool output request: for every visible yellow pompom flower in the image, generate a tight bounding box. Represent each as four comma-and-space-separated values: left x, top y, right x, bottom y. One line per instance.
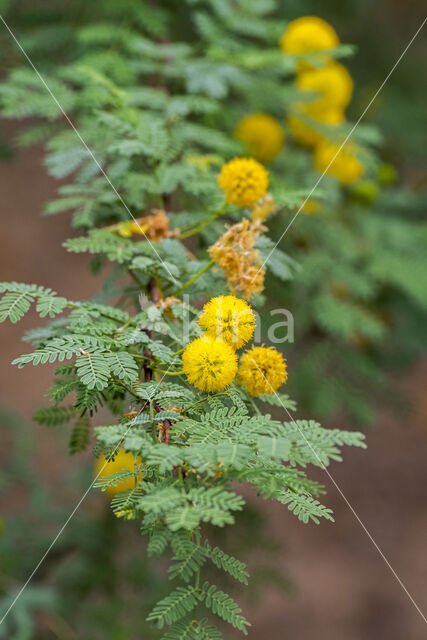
234, 113, 284, 163
296, 62, 353, 110
198, 295, 255, 349
238, 346, 287, 396
280, 16, 339, 56
95, 448, 143, 496
182, 336, 238, 392
217, 158, 268, 208
314, 141, 365, 185
288, 103, 344, 147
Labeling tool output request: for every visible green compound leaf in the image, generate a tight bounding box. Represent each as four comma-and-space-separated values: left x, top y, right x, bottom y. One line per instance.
106, 351, 138, 383
147, 586, 199, 628
278, 491, 335, 525
76, 352, 111, 390
202, 583, 250, 635
0, 291, 34, 323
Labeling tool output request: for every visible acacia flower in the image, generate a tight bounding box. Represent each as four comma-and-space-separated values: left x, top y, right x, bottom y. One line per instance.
217, 158, 268, 208
238, 346, 287, 396
182, 336, 237, 392
110, 209, 177, 241
209, 218, 266, 299
198, 295, 255, 349
280, 16, 339, 56
296, 62, 353, 110
288, 103, 344, 147
314, 141, 364, 185
234, 113, 284, 163
95, 448, 143, 496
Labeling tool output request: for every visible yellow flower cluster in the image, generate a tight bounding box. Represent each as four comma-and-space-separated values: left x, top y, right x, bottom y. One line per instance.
281, 16, 364, 186
183, 295, 253, 392
182, 296, 287, 396
209, 218, 266, 299
234, 113, 284, 163
217, 158, 268, 208
95, 448, 143, 496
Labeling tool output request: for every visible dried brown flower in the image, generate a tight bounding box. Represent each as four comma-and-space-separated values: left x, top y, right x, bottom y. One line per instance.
110, 209, 179, 241
209, 218, 266, 299
250, 193, 278, 222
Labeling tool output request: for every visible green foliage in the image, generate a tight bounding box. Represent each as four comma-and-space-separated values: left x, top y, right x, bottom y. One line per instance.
33, 405, 76, 426
147, 586, 199, 628
202, 583, 250, 634
204, 543, 249, 585
0, 283, 68, 323
69, 414, 91, 454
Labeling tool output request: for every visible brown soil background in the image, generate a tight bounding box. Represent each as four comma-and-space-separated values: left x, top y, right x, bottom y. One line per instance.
0, 127, 426, 639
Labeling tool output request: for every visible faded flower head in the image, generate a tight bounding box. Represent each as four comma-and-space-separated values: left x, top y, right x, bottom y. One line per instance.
251, 194, 278, 222
209, 218, 266, 299
182, 336, 237, 392
217, 158, 269, 208
111, 209, 177, 241
198, 295, 255, 349
234, 113, 284, 163
238, 346, 287, 396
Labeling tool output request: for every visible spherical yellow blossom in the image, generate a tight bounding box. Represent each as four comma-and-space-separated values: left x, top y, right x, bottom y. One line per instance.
198, 295, 255, 349
296, 62, 353, 110
314, 141, 365, 185
280, 16, 339, 56
288, 104, 344, 147
182, 336, 237, 392
217, 158, 269, 208
95, 448, 143, 496
238, 346, 287, 396
234, 113, 285, 163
